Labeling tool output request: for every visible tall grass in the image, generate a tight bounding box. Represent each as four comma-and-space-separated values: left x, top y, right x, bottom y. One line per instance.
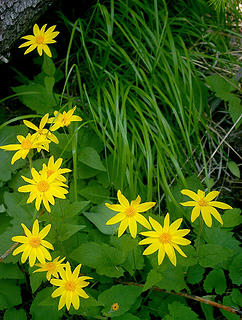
60, 0, 240, 210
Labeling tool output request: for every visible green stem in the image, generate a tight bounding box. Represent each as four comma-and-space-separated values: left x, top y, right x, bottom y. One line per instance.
196, 216, 204, 254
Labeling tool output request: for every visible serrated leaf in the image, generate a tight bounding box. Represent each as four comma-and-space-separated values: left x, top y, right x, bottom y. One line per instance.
79, 146, 106, 171
198, 244, 233, 267
186, 264, 205, 284
222, 208, 242, 228
79, 183, 110, 204
157, 265, 186, 292
203, 269, 226, 295
98, 284, 142, 318
164, 301, 199, 320
229, 254, 242, 285
143, 269, 163, 291
206, 75, 235, 100
228, 95, 242, 128
228, 161, 240, 178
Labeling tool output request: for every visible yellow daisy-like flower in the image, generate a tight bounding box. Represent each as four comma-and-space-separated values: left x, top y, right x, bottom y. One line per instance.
18, 168, 69, 212
50, 262, 92, 311
105, 190, 156, 238
34, 256, 66, 281
19, 24, 59, 57
0, 133, 50, 164
47, 106, 82, 131
12, 219, 54, 267
23, 113, 59, 151
180, 189, 233, 227
139, 213, 191, 266
39, 156, 71, 182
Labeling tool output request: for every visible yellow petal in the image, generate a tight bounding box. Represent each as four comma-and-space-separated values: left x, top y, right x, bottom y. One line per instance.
143, 243, 159, 255
201, 207, 212, 227
105, 203, 124, 212
158, 248, 165, 265
208, 201, 232, 210
164, 243, 176, 266
148, 216, 163, 233
118, 218, 129, 237
191, 206, 200, 222
180, 201, 196, 207
204, 191, 220, 202
106, 212, 125, 225
135, 213, 151, 230
117, 190, 129, 207
129, 218, 137, 238
32, 220, 39, 236
23, 120, 38, 131
210, 207, 223, 225
136, 201, 156, 213
181, 189, 200, 201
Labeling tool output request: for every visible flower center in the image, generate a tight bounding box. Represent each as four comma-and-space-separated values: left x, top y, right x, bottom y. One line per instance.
30, 237, 41, 248
61, 116, 70, 127
112, 303, 119, 311
21, 139, 32, 149
198, 198, 207, 207
47, 169, 54, 177
36, 35, 45, 44
37, 180, 49, 192
159, 232, 171, 243
65, 281, 76, 291
125, 206, 136, 217
45, 262, 56, 271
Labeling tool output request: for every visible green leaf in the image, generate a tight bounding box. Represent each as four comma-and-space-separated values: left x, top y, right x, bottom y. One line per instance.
78, 162, 100, 179
98, 284, 142, 318
164, 301, 199, 320
0, 263, 24, 279
4, 192, 33, 224
70, 242, 124, 277
79, 146, 106, 171
3, 308, 27, 320
79, 182, 110, 204
206, 75, 235, 101
222, 208, 242, 228
186, 264, 205, 284
220, 295, 241, 320
42, 56, 56, 77
229, 254, 242, 285
228, 95, 242, 128
0, 280, 22, 310
157, 265, 187, 292
29, 268, 46, 293
83, 203, 119, 235
143, 269, 163, 291
176, 245, 198, 267
227, 161, 240, 178
198, 244, 233, 267
115, 313, 140, 320
203, 269, 226, 295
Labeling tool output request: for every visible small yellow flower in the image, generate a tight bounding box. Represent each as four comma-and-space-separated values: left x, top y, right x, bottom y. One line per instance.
139, 213, 191, 266
23, 113, 59, 151
34, 256, 66, 280
112, 303, 119, 311
105, 190, 155, 238
19, 24, 59, 57
40, 156, 71, 182
48, 106, 82, 131
18, 168, 69, 212
51, 262, 92, 310
180, 189, 233, 227
12, 219, 53, 267
0, 133, 50, 164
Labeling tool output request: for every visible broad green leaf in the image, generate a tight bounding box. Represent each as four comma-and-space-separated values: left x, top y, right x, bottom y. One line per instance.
83, 203, 119, 235
42, 56, 56, 77
143, 269, 163, 291
198, 244, 233, 267
222, 208, 242, 228
220, 295, 240, 320
227, 161, 240, 178
201, 303, 214, 320
176, 245, 198, 267
29, 268, 46, 293
98, 284, 142, 318
0, 280, 22, 310
0, 263, 24, 279
79, 146, 106, 171
186, 264, 205, 284
78, 162, 100, 179
115, 313, 140, 320
157, 265, 186, 292
4, 192, 33, 224
229, 254, 242, 285
228, 95, 242, 128
70, 242, 124, 277
203, 269, 226, 295
206, 75, 236, 101
79, 182, 110, 204
3, 308, 27, 320
164, 301, 199, 320
231, 289, 242, 307
69, 290, 101, 317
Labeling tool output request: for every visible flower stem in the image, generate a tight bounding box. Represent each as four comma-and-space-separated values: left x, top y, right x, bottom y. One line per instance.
196, 216, 203, 254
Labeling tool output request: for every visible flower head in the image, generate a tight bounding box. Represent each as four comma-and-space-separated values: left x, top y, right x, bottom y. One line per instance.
180, 189, 233, 227
23, 114, 59, 151
19, 24, 59, 57
18, 167, 69, 212
139, 213, 191, 266
51, 262, 92, 310
48, 106, 82, 131
34, 256, 66, 280
105, 190, 156, 238
12, 219, 53, 267
40, 156, 71, 182
112, 303, 119, 311
0, 133, 50, 164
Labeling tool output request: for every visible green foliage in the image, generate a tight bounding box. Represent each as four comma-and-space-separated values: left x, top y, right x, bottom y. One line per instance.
203, 269, 226, 294
163, 301, 199, 320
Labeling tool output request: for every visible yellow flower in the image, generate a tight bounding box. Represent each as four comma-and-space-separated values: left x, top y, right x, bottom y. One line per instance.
19, 24, 59, 57
12, 219, 53, 267
40, 156, 71, 182
48, 106, 82, 131
18, 168, 69, 212
34, 256, 66, 280
0, 133, 50, 164
105, 190, 155, 238
139, 213, 191, 266
112, 303, 119, 311
180, 189, 233, 227
50, 262, 92, 310
23, 113, 59, 151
